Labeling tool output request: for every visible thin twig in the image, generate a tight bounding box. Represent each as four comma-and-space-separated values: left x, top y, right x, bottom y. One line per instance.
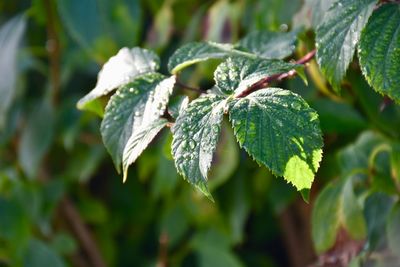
234, 49, 316, 98
60, 198, 107, 267
176, 78, 203, 93
156, 232, 169, 267
44, 0, 61, 105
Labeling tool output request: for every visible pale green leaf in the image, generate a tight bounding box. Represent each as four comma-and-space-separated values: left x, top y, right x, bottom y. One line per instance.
0, 14, 26, 129
167, 42, 254, 74
122, 118, 168, 181
358, 4, 400, 102
316, 0, 377, 91
236, 30, 298, 59
214, 56, 301, 95
101, 73, 175, 172
311, 177, 366, 254
18, 100, 55, 179
307, 0, 337, 28
171, 95, 226, 199
387, 202, 400, 255
312, 181, 342, 253
24, 239, 65, 267
229, 88, 323, 190
77, 47, 160, 111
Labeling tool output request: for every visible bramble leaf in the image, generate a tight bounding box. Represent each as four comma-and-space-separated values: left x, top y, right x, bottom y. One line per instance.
228, 88, 323, 190
77, 47, 160, 112
171, 95, 226, 199
214, 57, 301, 95
358, 4, 400, 102
236, 30, 298, 59
122, 118, 168, 182
167, 42, 254, 74
101, 73, 175, 172
316, 0, 377, 91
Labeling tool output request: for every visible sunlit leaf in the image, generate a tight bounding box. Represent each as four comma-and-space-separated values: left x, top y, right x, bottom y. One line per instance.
172, 95, 226, 199
229, 88, 323, 190
214, 56, 301, 95
122, 118, 168, 181
101, 73, 175, 172
316, 0, 377, 91
358, 4, 400, 102
77, 47, 160, 112
168, 42, 254, 74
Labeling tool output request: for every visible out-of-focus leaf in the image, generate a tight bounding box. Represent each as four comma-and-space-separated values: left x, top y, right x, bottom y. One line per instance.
307, 0, 336, 28
50, 232, 77, 255
0, 14, 26, 129
205, 0, 239, 43
100, 74, 174, 172
364, 192, 394, 250
316, 0, 377, 91
391, 143, 400, 184
18, 100, 54, 179
387, 202, 400, 255
77, 47, 160, 112
310, 98, 367, 134
312, 177, 366, 253
146, 3, 173, 51
123, 118, 168, 181
229, 88, 323, 191
168, 42, 254, 74
23, 239, 65, 267
0, 197, 30, 244
237, 30, 298, 59
337, 131, 385, 175
358, 4, 400, 103
312, 181, 342, 253
214, 56, 300, 96
160, 204, 189, 247
172, 95, 226, 199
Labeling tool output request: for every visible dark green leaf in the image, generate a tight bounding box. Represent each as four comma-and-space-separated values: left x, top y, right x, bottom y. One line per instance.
316, 0, 377, 91
214, 56, 301, 95
24, 239, 65, 267
167, 42, 254, 74
387, 202, 400, 255
0, 14, 26, 129
236, 30, 298, 59
77, 47, 160, 111
358, 4, 400, 102
18, 100, 55, 178
229, 88, 323, 190
312, 177, 365, 253
312, 181, 342, 253
172, 95, 226, 199
101, 73, 175, 172
168, 95, 189, 119
122, 118, 168, 181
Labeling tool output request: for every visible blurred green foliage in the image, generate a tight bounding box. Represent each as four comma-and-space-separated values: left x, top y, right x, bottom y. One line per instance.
0, 1, 400, 267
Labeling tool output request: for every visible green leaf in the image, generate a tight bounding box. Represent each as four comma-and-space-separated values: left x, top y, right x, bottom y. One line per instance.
167, 42, 254, 74
101, 73, 175, 172
122, 118, 168, 181
236, 30, 298, 59
77, 47, 160, 111
358, 4, 400, 102
316, 0, 377, 91
214, 56, 301, 95
18, 100, 55, 179
307, 0, 336, 28
391, 143, 400, 184
311, 177, 366, 253
171, 95, 226, 199
228, 88, 323, 191
312, 181, 342, 253
24, 239, 65, 267
0, 14, 26, 129
387, 202, 400, 255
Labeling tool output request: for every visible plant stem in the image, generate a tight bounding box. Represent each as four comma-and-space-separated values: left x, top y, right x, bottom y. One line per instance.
176, 78, 203, 93
234, 49, 316, 98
